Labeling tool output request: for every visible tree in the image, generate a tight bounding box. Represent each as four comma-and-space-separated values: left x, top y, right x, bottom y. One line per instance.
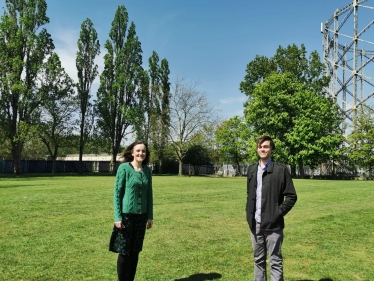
146, 52, 171, 174
96, 5, 146, 173
244, 72, 343, 177
183, 144, 211, 175
215, 116, 252, 175
169, 77, 215, 175
188, 122, 222, 166
0, 0, 54, 174
240, 44, 342, 177
21, 127, 47, 160
38, 53, 76, 173
347, 107, 374, 179
76, 18, 100, 174
239, 44, 330, 97
144, 51, 160, 143
0, 125, 11, 159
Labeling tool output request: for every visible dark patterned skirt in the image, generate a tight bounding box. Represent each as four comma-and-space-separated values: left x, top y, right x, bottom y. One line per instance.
109, 213, 148, 255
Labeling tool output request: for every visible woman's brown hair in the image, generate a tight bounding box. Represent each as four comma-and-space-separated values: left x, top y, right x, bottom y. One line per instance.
121, 140, 151, 165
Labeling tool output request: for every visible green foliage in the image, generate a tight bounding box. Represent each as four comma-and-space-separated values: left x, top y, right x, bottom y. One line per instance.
20, 127, 48, 160
145, 51, 171, 173
240, 44, 330, 97
37, 53, 76, 172
76, 18, 100, 172
241, 44, 342, 176
0, 0, 54, 173
346, 107, 374, 179
183, 144, 211, 174
215, 116, 253, 172
96, 5, 146, 170
189, 123, 221, 165
244, 72, 343, 172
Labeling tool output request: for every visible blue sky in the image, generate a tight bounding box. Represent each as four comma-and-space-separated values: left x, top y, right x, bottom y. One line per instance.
1, 0, 366, 119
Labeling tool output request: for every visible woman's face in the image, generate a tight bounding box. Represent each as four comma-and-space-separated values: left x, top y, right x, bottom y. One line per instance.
131, 144, 147, 163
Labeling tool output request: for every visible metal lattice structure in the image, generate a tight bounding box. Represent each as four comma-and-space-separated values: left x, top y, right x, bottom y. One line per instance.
322, 0, 374, 124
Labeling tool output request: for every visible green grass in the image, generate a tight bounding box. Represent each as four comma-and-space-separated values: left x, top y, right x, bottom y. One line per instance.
0, 175, 373, 281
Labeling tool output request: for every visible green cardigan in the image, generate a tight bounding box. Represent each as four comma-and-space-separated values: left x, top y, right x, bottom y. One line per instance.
113, 162, 153, 222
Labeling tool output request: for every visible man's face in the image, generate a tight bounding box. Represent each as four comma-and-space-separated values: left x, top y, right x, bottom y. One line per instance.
257, 140, 273, 161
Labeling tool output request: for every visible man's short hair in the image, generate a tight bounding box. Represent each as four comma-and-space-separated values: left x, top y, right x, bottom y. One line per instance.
256, 135, 275, 150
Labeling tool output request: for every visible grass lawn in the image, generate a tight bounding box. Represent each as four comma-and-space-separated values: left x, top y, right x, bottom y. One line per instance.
0, 175, 373, 281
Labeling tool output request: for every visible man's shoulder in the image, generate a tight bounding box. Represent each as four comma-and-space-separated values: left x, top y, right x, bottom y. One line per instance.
247, 163, 258, 175
271, 161, 290, 172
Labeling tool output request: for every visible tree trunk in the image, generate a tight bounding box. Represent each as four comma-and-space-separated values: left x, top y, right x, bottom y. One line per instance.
110, 153, 116, 174
236, 158, 241, 176
79, 152, 83, 174
290, 165, 297, 178
178, 159, 183, 176
79, 113, 85, 174
12, 142, 22, 174
368, 165, 373, 179
298, 159, 305, 178
158, 158, 163, 174
52, 157, 56, 174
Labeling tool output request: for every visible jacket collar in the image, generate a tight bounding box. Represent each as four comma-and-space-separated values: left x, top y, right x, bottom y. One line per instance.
266, 161, 274, 173
249, 159, 274, 177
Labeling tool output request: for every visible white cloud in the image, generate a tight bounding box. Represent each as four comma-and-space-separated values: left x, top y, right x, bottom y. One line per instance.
219, 95, 246, 105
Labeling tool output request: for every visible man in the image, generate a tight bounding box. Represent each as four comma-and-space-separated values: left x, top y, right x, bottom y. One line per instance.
246, 135, 297, 281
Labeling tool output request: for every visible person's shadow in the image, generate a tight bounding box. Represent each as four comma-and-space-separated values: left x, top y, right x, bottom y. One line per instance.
298, 279, 333, 281
174, 272, 222, 281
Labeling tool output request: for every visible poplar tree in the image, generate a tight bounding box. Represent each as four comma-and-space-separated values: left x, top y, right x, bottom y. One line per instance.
0, 0, 54, 174
96, 5, 145, 173
76, 18, 100, 173
145, 51, 171, 173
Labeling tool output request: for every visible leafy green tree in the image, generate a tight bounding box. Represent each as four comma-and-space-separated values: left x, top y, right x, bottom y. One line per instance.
244, 72, 343, 177
0, 125, 11, 159
21, 127, 47, 160
146, 52, 171, 174
38, 53, 76, 173
240, 44, 329, 97
183, 144, 211, 175
76, 18, 100, 174
215, 116, 252, 174
157, 58, 171, 173
189, 122, 222, 166
0, 0, 54, 173
133, 68, 150, 140
145, 51, 160, 143
96, 5, 146, 173
347, 107, 374, 179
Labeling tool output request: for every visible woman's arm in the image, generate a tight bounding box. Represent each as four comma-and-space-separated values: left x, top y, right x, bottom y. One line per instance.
113, 164, 126, 224
146, 169, 153, 221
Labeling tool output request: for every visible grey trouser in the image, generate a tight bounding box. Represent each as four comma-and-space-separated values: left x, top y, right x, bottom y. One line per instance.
250, 222, 284, 281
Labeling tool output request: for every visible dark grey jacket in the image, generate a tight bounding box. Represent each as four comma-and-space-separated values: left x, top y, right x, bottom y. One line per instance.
246, 161, 297, 231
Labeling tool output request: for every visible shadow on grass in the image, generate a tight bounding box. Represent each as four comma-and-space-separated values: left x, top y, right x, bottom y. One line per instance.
174, 272, 222, 281
298, 278, 334, 281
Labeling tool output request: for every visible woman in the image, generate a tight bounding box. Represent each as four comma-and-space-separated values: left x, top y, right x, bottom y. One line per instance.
109, 140, 153, 281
